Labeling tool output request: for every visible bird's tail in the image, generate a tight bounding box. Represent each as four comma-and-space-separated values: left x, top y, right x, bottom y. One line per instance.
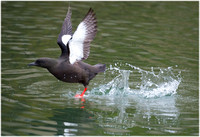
94, 64, 106, 73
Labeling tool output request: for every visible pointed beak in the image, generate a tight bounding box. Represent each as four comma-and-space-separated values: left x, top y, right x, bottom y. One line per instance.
28, 62, 37, 66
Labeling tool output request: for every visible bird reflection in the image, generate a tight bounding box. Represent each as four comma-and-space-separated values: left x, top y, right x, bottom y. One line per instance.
74, 97, 86, 109
49, 106, 103, 136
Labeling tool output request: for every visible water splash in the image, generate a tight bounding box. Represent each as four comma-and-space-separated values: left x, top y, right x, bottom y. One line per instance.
76, 63, 182, 134
90, 63, 182, 98
90, 69, 131, 96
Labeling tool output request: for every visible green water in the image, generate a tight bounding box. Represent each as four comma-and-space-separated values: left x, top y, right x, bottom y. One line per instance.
1, 1, 199, 136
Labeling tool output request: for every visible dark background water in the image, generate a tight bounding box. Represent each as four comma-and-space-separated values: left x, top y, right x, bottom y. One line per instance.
1, 1, 199, 136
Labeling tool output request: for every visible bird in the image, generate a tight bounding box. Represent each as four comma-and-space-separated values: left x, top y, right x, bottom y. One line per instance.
28, 7, 106, 98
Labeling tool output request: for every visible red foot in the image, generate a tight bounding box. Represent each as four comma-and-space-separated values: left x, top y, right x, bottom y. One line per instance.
74, 88, 87, 98
75, 94, 83, 98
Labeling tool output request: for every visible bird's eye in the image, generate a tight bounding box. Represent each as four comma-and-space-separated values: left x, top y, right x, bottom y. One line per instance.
36, 60, 44, 64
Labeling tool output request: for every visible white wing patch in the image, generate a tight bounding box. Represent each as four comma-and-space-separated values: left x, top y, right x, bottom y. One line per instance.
69, 22, 86, 64
61, 35, 72, 45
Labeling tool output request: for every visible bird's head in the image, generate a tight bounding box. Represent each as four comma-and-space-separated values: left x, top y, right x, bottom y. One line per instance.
28, 58, 57, 69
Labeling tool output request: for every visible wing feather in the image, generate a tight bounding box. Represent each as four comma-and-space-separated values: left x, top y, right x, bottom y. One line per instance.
57, 7, 72, 56
69, 8, 97, 64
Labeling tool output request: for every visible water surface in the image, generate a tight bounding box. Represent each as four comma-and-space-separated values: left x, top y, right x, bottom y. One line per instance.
1, 1, 199, 136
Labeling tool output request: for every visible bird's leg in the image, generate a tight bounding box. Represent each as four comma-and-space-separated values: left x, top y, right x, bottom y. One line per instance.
80, 87, 87, 96
75, 86, 88, 98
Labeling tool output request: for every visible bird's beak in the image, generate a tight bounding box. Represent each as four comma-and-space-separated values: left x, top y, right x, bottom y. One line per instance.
28, 62, 37, 66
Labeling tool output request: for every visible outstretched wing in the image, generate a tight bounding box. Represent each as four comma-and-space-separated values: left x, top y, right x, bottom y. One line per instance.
69, 8, 97, 64
57, 7, 73, 56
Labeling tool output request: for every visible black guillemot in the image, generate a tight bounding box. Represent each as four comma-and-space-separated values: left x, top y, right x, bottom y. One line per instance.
29, 7, 106, 98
